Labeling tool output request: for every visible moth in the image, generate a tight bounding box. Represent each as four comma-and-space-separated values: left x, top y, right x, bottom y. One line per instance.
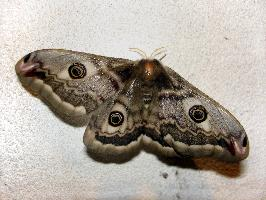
15, 48, 249, 162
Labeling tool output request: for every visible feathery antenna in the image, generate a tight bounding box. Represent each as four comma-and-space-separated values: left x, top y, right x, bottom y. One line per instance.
129, 48, 147, 59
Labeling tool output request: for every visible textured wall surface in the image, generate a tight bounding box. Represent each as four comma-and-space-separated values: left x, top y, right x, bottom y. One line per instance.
1, 1, 266, 200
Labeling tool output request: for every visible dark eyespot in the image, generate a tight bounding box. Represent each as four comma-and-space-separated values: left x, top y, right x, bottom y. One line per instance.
108, 111, 124, 127
23, 53, 31, 63
68, 63, 86, 79
242, 135, 248, 147
189, 105, 208, 123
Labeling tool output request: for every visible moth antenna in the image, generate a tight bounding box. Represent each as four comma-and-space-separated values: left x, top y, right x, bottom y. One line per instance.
129, 48, 147, 59
158, 53, 167, 61
152, 49, 167, 58
150, 47, 166, 57
151, 48, 167, 61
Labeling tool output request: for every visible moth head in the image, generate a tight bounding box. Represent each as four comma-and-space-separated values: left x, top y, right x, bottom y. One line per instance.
136, 59, 164, 81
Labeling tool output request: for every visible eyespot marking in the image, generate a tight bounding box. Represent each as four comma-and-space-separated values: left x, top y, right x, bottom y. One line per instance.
68, 63, 87, 79
108, 111, 124, 127
189, 105, 208, 123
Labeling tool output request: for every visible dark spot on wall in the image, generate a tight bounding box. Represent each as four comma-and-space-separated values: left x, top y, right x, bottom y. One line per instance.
176, 194, 181, 200
160, 172, 168, 179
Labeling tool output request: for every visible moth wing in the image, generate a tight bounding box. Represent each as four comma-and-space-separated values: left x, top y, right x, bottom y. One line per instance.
83, 78, 143, 156
16, 49, 134, 126
147, 66, 249, 161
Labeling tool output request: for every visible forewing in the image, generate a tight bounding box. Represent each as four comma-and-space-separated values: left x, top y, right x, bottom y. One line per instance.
15, 49, 134, 125
148, 66, 249, 161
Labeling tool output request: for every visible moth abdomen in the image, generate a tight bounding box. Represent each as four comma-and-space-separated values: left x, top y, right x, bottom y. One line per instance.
143, 93, 153, 105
